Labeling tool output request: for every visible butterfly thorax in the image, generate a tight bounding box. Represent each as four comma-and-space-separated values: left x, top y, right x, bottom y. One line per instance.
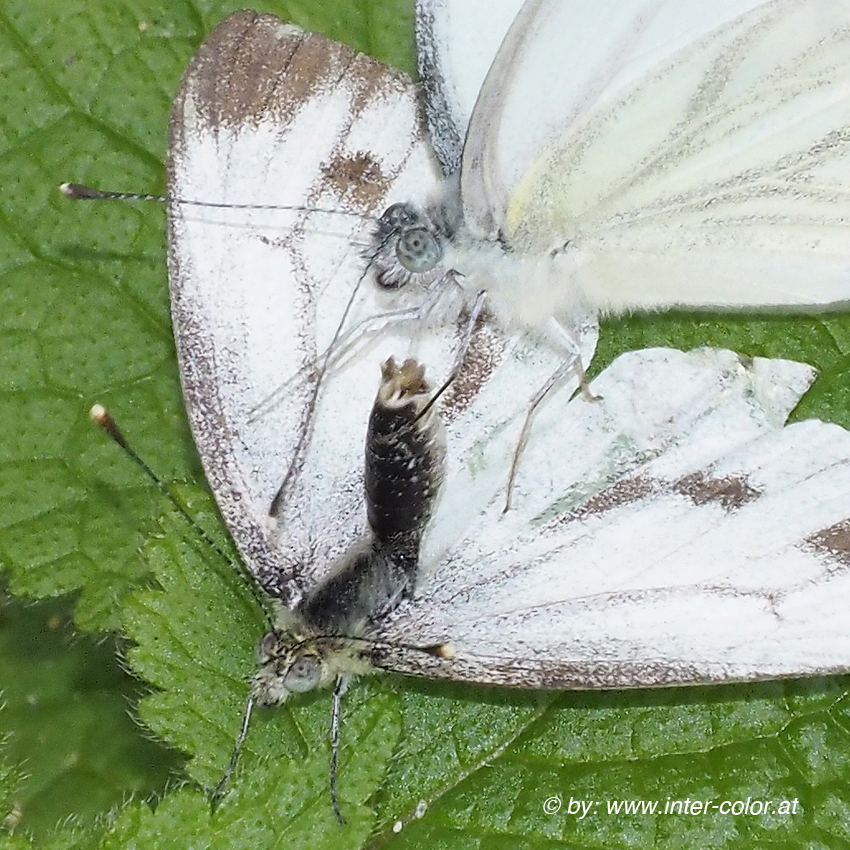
371, 197, 591, 336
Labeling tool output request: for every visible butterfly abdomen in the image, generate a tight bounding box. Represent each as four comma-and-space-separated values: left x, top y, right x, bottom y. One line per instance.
297, 358, 445, 634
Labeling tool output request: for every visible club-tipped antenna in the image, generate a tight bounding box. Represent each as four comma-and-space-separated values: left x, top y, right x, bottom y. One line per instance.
60, 183, 167, 203
59, 181, 375, 222
90, 404, 226, 559
89, 403, 273, 627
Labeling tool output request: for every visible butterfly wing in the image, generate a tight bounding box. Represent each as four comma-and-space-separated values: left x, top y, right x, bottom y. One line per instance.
167, 13, 453, 603
459, 0, 850, 310
169, 10, 850, 691
375, 346, 850, 687
415, 0, 523, 173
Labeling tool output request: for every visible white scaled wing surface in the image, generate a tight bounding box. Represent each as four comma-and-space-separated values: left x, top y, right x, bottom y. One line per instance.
167, 12, 449, 604
166, 13, 580, 610
423, 0, 850, 314
376, 347, 850, 687
168, 12, 850, 694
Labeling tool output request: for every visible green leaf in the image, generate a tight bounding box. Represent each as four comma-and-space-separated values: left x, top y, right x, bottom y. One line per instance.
3, 0, 850, 847
0, 588, 182, 840
1, 704, 27, 834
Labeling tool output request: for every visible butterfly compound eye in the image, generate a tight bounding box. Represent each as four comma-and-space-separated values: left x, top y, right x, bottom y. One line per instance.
371, 202, 444, 289
380, 202, 419, 230
397, 227, 442, 273
283, 654, 321, 693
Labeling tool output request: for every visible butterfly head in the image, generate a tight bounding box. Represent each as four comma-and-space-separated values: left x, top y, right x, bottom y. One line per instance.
369, 197, 463, 291
250, 628, 373, 706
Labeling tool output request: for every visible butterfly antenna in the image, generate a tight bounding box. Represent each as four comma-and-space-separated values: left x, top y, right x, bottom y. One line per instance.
212, 693, 255, 802
321, 633, 456, 663
59, 182, 375, 221
89, 404, 274, 627
60, 183, 167, 203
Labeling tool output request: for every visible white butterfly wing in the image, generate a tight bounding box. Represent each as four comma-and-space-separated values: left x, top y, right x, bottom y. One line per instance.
167, 13, 589, 608
376, 347, 850, 687
168, 13, 453, 603
415, 0, 523, 173
459, 0, 850, 310
169, 11, 850, 692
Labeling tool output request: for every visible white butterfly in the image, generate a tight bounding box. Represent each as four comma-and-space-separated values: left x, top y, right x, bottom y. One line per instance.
369, 0, 850, 393
168, 9, 850, 723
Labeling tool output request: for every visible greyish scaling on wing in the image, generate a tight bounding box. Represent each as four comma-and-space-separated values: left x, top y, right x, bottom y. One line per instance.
373, 0, 850, 406
158, 1, 850, 821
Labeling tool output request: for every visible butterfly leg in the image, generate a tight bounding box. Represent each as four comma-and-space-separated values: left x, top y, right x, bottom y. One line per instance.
503, 357, 580, 511
322, 272, 465, 375
424, 287, 488, 410
504, 318, 599, 511
542, 316, 599, 402
248, 274, 463, 422
330, 674, 350, 824
212, 694, 255, 801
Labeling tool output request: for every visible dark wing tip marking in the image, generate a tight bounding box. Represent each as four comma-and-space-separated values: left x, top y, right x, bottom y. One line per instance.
175, 12, 410, 137
173, 12, 357, 136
